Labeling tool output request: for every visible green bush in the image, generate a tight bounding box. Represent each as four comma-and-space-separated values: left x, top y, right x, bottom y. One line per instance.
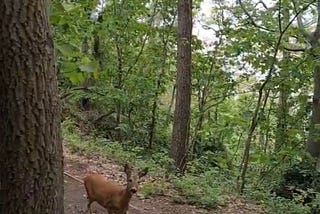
63, 119, 174, 176
140, 180, 167, 198
265, 197, 310, 214
172, 170, 226, 208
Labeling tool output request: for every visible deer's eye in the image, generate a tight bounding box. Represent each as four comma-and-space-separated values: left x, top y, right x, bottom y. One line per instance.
128, 179, 133, 182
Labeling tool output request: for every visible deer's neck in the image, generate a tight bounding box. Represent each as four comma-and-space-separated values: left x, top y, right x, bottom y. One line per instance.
119, 187, 133, 208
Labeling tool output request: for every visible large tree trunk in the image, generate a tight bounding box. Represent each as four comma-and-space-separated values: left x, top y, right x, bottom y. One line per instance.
171, 0, 192, 173
0, 0, 64, 213
306, 64, 320, 164
291, 0, 320, 168
304, 0, 320, 164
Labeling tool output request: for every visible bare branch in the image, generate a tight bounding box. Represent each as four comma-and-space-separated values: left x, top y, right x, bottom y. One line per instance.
292, 0, 312, 39
60, 86, 106, 99
258, 0, 270, 9
126, 0, 160, 75
283, 46, 306, 52
238, 0, 275, 32
278, 0, 282, 33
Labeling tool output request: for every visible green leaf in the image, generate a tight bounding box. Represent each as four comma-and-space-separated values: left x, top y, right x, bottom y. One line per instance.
56, 43, 79, 57
62, 2, 78, 12
64, 72, 85, 84
79, 58, 98, 73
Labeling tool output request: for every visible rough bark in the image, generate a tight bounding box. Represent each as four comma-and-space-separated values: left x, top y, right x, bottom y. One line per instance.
171, 0, 192, 173
304, 0, 320, 164
0, 0, 64, 213
275, 76, 289, 151
275, 6, 290, 151
306, 64, 320, 161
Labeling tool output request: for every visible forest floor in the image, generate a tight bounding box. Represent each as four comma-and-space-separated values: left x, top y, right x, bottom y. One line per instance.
63, 146, 266, 214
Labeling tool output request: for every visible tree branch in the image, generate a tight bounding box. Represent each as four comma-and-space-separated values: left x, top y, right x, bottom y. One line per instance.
60, 86, 106, 99
278, 0, 283, 33
283, 46, 306, 52
239, 0, 315, 192
292, 0, 313, 40
126, 0, 159, 75
257, 0, 270, 10
238, 0, 275, 32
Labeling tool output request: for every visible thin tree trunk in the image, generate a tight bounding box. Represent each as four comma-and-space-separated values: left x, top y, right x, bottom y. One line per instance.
238, 90, 268, 192
0, 0, 63, 213
264, 97, 275, 153
275, 80, 289, 151
169, 85, 176, 113
115, 43, 123, 141
148, 38, 169, 149
79, 37, 94, 111
192, 86, 207, 153
93, 14, 104, 71
171, 0, 192, 173
275, 7, 290, 151
148, 76, 162, 148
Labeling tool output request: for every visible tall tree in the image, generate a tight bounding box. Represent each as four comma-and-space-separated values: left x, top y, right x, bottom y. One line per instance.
171, 0, 192, 173
0, 0, 64, 213
296, 0, 320, 167
275, 2, 290, 151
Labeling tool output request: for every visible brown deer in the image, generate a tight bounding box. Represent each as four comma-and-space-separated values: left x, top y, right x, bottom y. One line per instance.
83, 164, 147, 214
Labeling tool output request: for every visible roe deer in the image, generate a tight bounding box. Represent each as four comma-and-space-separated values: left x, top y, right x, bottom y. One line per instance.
83, 164, 148, 214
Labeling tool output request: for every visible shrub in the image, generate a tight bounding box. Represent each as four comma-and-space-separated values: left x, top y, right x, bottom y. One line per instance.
172, 170, 226, 208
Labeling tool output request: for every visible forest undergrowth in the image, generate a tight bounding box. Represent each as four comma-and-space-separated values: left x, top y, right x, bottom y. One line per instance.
63, 119, 270, 213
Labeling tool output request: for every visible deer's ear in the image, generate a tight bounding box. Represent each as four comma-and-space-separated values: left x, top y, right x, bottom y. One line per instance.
124, 163, 132, 175
138, 167, 148, 178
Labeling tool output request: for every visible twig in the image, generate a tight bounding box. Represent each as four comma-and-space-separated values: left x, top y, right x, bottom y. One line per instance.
238, 0, 275, 32
129, 203, 146, 213
60, 86, 106, 99
64, 171, 83, 184
283, 46, 306, 52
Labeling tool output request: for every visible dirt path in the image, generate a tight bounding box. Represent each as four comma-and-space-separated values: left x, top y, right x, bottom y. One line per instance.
63, 148, 265, 214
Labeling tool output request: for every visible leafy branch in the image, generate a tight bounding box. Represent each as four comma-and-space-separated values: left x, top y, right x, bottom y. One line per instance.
238, 0, 316, 193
